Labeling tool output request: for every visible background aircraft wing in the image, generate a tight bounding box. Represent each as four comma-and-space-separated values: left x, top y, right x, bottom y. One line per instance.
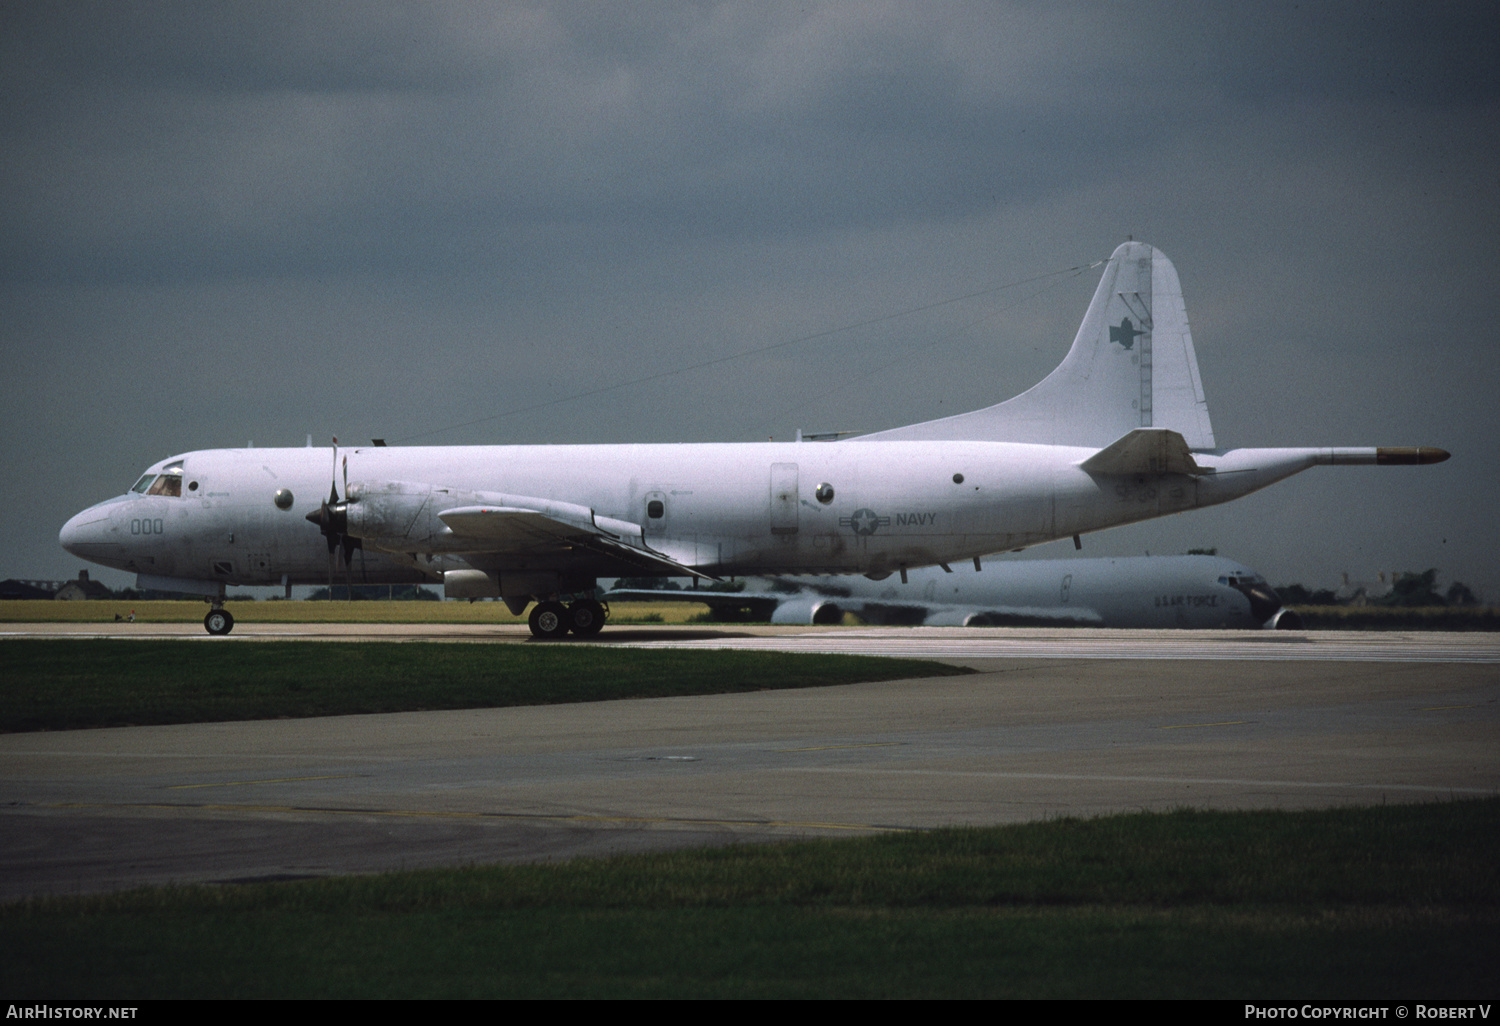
918, 603, 1106, 627
604, 587, 781, 620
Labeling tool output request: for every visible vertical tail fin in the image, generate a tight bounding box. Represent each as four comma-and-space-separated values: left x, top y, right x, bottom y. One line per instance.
858, 242, 1216, 448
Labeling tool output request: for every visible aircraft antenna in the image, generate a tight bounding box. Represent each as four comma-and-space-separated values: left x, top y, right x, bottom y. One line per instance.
394, 259, 1102, 444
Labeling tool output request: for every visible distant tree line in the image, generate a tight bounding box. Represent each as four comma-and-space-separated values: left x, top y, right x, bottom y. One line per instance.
305, 585, 440, 601
612, 577, 745, 593
1274, 583, 1340, 606
1276, 569, 1481, 607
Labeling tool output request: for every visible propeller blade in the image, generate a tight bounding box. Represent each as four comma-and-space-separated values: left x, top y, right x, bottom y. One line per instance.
308, 436, 361, 597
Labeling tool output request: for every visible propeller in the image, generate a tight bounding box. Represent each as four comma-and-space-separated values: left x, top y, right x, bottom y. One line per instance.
305, 438, 363, 599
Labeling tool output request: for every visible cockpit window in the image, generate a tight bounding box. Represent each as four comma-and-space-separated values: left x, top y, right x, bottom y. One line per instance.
147, 474, 182, 497
1222, 573, 1283, 623
131, 461, 185, 497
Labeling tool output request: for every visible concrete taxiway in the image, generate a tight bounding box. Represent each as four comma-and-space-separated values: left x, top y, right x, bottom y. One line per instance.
2, 625, 1496, 899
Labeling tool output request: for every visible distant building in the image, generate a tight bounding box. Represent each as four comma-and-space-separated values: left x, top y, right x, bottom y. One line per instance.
52, 570, 112, 601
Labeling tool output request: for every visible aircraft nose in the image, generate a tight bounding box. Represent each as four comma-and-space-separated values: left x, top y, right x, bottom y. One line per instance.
60, 505, 117, 559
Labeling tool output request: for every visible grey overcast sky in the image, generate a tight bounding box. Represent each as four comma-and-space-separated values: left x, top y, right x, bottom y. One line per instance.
3, 2, 1497, 598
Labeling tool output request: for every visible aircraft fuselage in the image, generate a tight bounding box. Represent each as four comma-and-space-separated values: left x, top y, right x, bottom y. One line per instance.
61, 439, 1340, 595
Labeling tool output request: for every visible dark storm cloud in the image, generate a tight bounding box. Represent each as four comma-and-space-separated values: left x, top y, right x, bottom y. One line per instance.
9, 2, 1490, 287
3, 2, 504, 94
17, 2, 1442, 284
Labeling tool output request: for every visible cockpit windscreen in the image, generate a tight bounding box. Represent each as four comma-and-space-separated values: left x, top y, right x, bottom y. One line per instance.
130, 463, 184, 497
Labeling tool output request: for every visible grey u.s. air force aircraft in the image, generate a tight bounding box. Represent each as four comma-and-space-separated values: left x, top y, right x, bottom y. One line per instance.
605, 554, 1302, 630
60, 242, 1446, 637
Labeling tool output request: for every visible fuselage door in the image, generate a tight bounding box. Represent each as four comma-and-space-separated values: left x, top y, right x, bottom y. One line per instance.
770, 463, 799, 535
644, 490, 668, 536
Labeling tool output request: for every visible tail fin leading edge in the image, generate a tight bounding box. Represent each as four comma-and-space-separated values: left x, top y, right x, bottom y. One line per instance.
858, 242, 1216, 449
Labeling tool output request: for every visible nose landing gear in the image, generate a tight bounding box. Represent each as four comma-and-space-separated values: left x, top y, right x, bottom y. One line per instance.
204, 602, 234, 636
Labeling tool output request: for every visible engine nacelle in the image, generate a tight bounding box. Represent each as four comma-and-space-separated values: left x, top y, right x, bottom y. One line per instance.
443, 569, 499, 599
345, 481, 446, 547
768, 596, 844, 625
1265, 607, 1304, 630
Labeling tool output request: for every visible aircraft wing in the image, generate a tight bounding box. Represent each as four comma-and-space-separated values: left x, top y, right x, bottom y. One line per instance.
439, 505, 718, 581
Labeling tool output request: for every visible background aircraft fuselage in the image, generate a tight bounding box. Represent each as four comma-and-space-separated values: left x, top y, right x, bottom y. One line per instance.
610, 555, 1295, 630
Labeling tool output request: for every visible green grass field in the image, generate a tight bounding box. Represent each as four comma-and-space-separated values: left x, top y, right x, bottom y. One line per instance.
3, 800, 1495, 998
0, 639, 969, 733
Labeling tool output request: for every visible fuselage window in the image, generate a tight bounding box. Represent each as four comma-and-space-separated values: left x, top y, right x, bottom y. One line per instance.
647, 499, 665, 519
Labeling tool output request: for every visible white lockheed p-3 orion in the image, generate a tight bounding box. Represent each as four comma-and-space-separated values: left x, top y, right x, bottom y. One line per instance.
60, 242, 1448, 637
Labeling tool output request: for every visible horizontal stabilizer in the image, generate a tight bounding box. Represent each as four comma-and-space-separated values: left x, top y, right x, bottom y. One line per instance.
1310, 447, 1452, 466
439, 505, 717, 581
1078, 428, 1207, 477
1374, 447, 1450, 465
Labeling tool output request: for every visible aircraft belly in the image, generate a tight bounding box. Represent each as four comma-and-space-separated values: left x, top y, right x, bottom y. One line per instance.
1054, 467, 1201, 537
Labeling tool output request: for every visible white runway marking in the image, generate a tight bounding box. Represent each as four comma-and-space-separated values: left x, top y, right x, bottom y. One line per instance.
613, 628, 1500, 663
7, 623, 1497, 662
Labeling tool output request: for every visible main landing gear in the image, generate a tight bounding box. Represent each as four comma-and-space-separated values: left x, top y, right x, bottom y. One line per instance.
204, 599, 234, 636
528, 598, 607, 640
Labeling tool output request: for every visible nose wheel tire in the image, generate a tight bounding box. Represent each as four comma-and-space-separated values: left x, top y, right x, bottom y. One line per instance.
528, 600, 570, 640
204, 609, 234, 636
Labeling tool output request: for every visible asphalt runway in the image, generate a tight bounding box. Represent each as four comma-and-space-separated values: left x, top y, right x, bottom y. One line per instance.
3, 624, 1496, 899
